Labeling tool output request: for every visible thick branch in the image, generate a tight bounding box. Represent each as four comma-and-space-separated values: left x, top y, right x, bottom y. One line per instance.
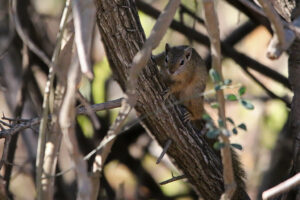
95, 0, 249, 199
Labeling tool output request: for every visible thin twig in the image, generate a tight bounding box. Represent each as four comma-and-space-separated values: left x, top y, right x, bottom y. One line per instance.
0, 120, 12, 128
59, 52, 91, 199
238, 0, 266, 17
77, 98, 122, 115
9, 0, 51, 66
1, 117, 30, 122
243, 68, 290, 107
0, 136, 11, 170
203, 0, 236, 199
91, 98, 132, 196
76, 91, 101, 129
36, 0, 71, 198
156, 139, 172, 164
160, 175, 186, 185
257, 0, 287, 59
3, 43, 29, 196
262, 173, 300, 200
0, 98, 123, 138
72, 0, 95, 79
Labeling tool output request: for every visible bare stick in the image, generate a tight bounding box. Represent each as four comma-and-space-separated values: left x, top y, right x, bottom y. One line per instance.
76, 91, 101, 130
156, 139, 172, 164
72, 0, 95, 79
9, 0, 51, 66
0, 98, 122, 138
256, 0, 287, 59
203, 1, 236, 199
59, 53, 91, 199
77, 98, 122, 115
0, 136, 11, 170
160, 175, 186, 185
36, 1, 71, 198
262, 173, 300, 200
238, 0, 296, 59
91, 98, 132, 199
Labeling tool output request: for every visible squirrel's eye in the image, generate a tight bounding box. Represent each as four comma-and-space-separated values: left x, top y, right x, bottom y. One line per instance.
180, 59, 184, 66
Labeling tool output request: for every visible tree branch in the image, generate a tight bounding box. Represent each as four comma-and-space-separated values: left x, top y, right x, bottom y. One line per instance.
203, 1, 236, 199
262, 173, 300, 200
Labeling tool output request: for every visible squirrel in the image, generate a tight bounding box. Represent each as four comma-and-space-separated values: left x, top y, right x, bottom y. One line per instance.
152, 43, 207, 129
152, 43, 250, 200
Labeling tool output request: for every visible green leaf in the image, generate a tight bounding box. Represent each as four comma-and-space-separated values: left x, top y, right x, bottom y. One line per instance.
226, 117, 235, 125
232, 127, 238, 135
226, 94, 238, 101
231, 143, 243, 150
209, 68, 221, 83
218, 119, 224, 128
210, 102, 219, 109
240, 99, 255, 110
214, 85, 222, 91
206, 129, 220, 139
202, 113, 212, 121
224, 79, 232, 85
238, 86, 246, 96
238, 123, 247, 131
213, 142, 225, 150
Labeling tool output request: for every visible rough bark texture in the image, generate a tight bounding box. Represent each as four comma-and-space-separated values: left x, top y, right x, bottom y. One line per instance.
288, 12, 300, 199
95, 0, 249, 199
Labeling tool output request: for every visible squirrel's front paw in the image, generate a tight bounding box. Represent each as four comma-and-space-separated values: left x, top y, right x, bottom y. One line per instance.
183, 112, 192, 123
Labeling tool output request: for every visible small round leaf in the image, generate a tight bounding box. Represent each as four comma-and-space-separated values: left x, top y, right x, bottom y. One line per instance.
213, 142, 225, 150
238, 123, 247, 131
226, 94, 238, 101
232, 128, 238, 134
224, 79, 232, 85
240, 99, 254, 110
226, 117, 235, 125
238, 86, 246, 96
231, 143, 243, 150
206, 129, 220, 139
209, 68, 221, 83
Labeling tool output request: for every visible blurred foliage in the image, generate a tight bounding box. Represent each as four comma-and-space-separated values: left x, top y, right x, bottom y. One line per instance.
142, 154, 190, 197
261, 100, 288, 149
92, 58, 111, 104
77, 115, 94, 139
76, 59, 111, 138
105, 160, 137, 198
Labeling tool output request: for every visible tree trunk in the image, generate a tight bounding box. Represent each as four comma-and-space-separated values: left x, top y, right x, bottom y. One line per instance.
94, 0, 249, 199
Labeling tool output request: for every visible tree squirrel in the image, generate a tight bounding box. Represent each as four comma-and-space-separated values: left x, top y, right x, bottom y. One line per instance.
153, 43, 207, 128
153, 43, 249, 200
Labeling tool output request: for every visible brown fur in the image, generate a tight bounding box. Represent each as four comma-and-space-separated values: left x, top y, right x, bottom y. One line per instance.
154, 44, 207, 126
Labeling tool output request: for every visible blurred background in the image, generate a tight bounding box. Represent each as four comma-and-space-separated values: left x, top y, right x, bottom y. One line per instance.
0, 0, 291, 199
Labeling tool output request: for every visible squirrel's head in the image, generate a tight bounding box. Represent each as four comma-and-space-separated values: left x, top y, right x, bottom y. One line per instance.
164, 43, 193, 76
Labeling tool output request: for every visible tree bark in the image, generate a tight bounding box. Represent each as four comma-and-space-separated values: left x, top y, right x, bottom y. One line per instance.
95, 0, 249, 199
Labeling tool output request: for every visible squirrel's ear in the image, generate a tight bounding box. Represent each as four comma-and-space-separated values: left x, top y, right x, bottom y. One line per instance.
184, 47, 192, 61
165, 43, 170, 53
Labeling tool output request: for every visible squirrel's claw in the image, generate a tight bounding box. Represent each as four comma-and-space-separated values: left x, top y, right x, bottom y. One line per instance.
183, 112, 192, 123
